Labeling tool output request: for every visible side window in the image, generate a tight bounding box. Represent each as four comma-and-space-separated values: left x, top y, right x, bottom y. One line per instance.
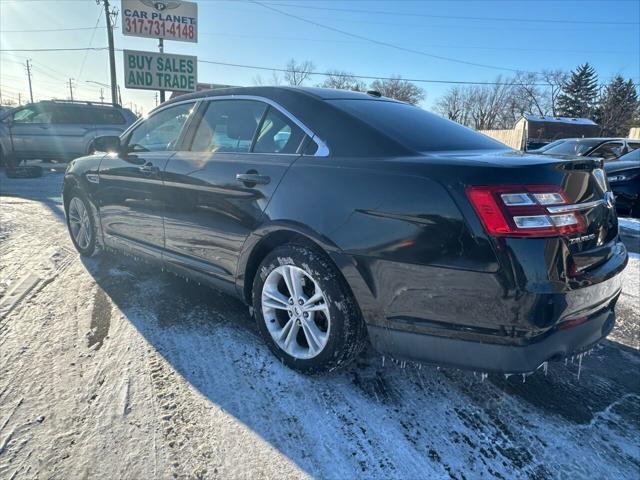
50, 106, 83, 125
590, 142, 624, 160
627, 142, 640, 152
93, 108, 126, 125
253, 107, 305, 154
127, 102, 194, 153
190, 100, 266, 153
12, 105, 52, 124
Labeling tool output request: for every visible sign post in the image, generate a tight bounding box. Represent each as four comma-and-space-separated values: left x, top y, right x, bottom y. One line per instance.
158, 38, 165, 102
121, 0, 198, 103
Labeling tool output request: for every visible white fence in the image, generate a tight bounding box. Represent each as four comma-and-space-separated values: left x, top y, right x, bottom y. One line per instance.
478, 128, 524, 149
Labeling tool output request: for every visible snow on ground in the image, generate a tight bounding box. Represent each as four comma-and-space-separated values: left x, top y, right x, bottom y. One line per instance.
1, 171, 639, 479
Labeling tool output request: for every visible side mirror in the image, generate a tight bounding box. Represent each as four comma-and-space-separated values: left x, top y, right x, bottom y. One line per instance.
93, 135, 122, 154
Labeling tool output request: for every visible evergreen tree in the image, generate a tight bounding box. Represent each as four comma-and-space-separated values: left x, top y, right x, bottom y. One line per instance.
556, 63, 599, 118
595, 76, 639, 136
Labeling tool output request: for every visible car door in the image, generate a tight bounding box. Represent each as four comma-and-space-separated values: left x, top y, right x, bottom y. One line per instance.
96, 101, 197, 260
45, 105, 96, 158
162, 99, 307, 290
8, 104, 54, 159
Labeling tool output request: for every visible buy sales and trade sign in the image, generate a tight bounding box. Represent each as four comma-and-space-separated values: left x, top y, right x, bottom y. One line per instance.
122, 0, 198, 43
124, 50, 197, 92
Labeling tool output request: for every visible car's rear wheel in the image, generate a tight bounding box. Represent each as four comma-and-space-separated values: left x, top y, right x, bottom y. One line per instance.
66, 190, 97, 256
253, 244, 367, 373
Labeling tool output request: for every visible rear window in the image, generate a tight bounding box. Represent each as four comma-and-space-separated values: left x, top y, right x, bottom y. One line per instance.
327, 99, 504, 152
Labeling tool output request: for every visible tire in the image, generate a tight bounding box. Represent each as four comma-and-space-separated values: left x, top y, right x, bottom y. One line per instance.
253, 244, 367, 373
66, 189, 98, 256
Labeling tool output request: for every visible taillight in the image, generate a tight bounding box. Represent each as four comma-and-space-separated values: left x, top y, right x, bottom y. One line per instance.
466, 185, 586, 237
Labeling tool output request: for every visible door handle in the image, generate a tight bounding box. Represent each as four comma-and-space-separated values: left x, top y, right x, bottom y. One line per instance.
139, 164, 159, 175
236, 173, 270, 186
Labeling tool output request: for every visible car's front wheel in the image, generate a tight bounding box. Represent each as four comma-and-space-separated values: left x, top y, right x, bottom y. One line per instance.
66, 190, 98, 256
253, 244, 367, 373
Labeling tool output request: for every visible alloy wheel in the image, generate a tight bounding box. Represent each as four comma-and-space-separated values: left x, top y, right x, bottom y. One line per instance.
68, 197, 92, 250
261, 265, 331, 359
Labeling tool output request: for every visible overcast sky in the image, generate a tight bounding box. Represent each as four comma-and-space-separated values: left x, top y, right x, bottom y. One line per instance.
1, 0, 638, 115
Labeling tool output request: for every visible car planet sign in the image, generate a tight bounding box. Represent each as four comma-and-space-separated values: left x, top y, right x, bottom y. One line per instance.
122, 0, 197, 43
124, 50, 197, 92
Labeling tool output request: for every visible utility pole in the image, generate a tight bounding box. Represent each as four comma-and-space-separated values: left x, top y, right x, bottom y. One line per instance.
25, 59, 34, 103
154, 92, 158, 106
99, 0, 118, 106
68, 79, 74, 102
99, 88, 105, 103
158, 38, 165, 103
18, 93, 22, 105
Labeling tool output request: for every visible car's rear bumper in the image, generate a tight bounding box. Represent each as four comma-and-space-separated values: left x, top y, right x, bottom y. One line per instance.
367, 303, 617, 373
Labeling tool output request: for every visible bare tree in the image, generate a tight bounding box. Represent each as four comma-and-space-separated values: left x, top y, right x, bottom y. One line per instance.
435, 86, 470, 125
284, 59, 315, 86
508, 72, 545, 120
369, 75, 425, 105
252, 71, 283, 86
540, 69, 569, 117
318, 70, 366, 91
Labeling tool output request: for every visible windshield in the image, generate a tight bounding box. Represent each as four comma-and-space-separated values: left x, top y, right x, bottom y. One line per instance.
543, 139, 601, 156
328, 99, 506, 152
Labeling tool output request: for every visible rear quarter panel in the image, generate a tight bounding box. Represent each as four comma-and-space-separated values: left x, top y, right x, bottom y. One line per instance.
259, 156, 499, 330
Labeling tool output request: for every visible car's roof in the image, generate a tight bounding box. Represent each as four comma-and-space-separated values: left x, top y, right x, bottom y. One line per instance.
560, 137, 627, 143
22, 100, 126, 110
163, 85, 392, 105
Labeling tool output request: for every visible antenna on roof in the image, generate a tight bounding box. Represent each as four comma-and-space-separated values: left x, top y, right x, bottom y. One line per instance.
366, 90, 382, 98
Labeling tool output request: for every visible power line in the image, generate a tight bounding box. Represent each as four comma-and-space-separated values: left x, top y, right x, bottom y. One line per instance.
2, 49, 638, 87
77, 9, 105, 80
0, 47, 110, 52
197, 59, 548, 86
250, 1, 537, 74
197, 31, 637, 55
2, 26, 109, 33
262, 1, 640, 26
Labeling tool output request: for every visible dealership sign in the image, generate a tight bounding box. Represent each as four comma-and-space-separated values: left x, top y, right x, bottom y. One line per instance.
122, 0, 198, 43
123, 50, 197, 91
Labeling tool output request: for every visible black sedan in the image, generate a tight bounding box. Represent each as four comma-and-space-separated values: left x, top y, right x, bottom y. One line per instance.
605, 148, 640, 217
535, 137, 639, 160
62, 87, 628, 374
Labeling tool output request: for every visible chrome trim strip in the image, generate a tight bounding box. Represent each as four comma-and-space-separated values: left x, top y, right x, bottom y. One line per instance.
163, 180, 254, 197
546, 199, 605, 214
99, 175, 254, 197
99, 174, 162, 185
127, 94, 330, 157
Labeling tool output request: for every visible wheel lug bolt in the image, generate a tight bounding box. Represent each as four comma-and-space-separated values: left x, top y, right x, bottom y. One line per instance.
303, 312, 309, 318
298, 299, 304, 305
288, 298, 294, 305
